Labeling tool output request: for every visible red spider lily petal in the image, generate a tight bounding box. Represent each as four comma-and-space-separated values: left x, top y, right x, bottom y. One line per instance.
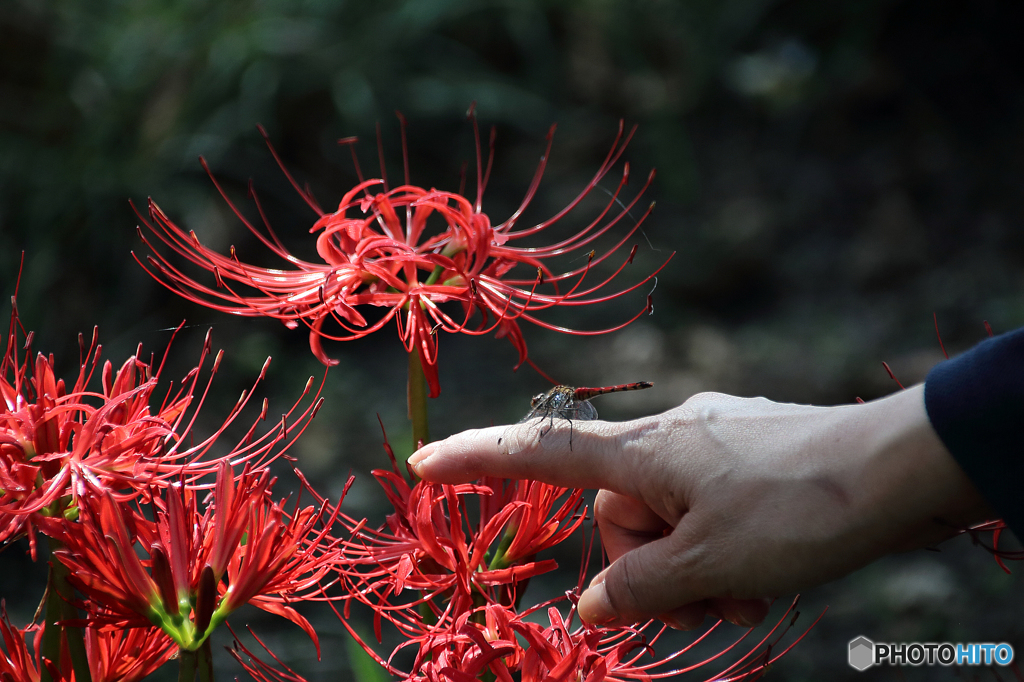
0, 608, 40, 682
164, 481, 192, 611
136, 114, 674, 397
209, 460, 268, 579
964, 520, 1024, 572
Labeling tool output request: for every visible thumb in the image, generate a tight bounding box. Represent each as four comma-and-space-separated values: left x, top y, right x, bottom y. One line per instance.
578, 515, 720, 625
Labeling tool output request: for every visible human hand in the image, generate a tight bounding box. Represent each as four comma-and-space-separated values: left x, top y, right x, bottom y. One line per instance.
408, 384, 991, 629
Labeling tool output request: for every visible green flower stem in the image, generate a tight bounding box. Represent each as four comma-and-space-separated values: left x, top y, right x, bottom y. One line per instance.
487, 522, 518, 571
408, 346, 431, 451
178, 648, 197, 682
198, 640, 214, 682
410, 345, 436, 625
423, 264, 445, 286
409, 344, 434, 630
418, 599, 437, 628
41, 537, 91, 682
469, 589, 488, 626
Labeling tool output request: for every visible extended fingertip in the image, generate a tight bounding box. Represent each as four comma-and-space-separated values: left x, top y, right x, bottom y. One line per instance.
407, 442, 437, 476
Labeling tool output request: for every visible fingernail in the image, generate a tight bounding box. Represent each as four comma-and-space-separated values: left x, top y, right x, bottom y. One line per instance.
407, 444, 435, 474
578, 580, 618, 625
588, 567, 609, 589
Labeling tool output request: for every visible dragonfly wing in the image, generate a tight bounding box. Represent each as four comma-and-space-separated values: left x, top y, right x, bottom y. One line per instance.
517, 408, 540, 424
565, 400, 599, 421
517, 404, 552, 423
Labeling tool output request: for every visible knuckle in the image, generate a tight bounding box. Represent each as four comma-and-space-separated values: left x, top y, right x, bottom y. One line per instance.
613, 417, 659, 466
682, 391, 729, 410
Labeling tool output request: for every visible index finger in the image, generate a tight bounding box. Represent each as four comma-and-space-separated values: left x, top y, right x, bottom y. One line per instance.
408, 418, 656, 494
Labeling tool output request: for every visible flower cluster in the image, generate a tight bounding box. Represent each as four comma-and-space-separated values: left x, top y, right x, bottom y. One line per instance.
0, 310, 308, 558
136, 110, 673, 397
0, 302, 333, 680
237, 597, 813, 682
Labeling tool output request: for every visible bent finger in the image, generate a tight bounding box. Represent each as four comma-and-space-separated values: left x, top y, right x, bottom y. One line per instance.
711, 597, 771, 628
594, 489, 672, 562
578, 514, 726, 625
661, 597, 770, 631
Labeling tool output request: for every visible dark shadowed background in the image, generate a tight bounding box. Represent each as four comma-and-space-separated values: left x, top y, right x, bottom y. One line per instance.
2, 0, 1023, 680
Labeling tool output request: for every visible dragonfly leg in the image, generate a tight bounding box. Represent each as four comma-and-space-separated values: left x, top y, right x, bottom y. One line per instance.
540, 411, 555, 438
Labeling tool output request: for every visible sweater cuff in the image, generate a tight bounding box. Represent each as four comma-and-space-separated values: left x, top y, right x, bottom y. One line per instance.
924, 328, 1024, 539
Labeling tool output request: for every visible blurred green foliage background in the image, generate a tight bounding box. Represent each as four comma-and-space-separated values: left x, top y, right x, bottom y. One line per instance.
2, 0, 1023, 679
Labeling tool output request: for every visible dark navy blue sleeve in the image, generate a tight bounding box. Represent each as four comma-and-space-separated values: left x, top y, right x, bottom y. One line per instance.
924, 327, 1024, 538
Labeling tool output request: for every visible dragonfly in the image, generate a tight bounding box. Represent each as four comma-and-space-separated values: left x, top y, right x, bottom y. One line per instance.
500, 382, 653, 450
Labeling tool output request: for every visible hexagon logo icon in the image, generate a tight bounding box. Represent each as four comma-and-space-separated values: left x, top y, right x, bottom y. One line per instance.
848, 636, 875, 671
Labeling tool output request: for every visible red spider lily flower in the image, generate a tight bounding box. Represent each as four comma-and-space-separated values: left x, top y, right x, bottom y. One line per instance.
0, 608, 173, 682
39, 461, 350, 655
425, 597, 819, 682
135, 110, 674, 397
0, 304, 321, 558
322, 432, 585, 646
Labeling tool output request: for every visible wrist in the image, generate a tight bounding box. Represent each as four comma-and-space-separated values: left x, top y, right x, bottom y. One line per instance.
851, 385, 993, 549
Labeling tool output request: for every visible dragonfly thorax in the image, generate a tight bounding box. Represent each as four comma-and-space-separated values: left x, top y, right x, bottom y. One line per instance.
531, 385, 572, 408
